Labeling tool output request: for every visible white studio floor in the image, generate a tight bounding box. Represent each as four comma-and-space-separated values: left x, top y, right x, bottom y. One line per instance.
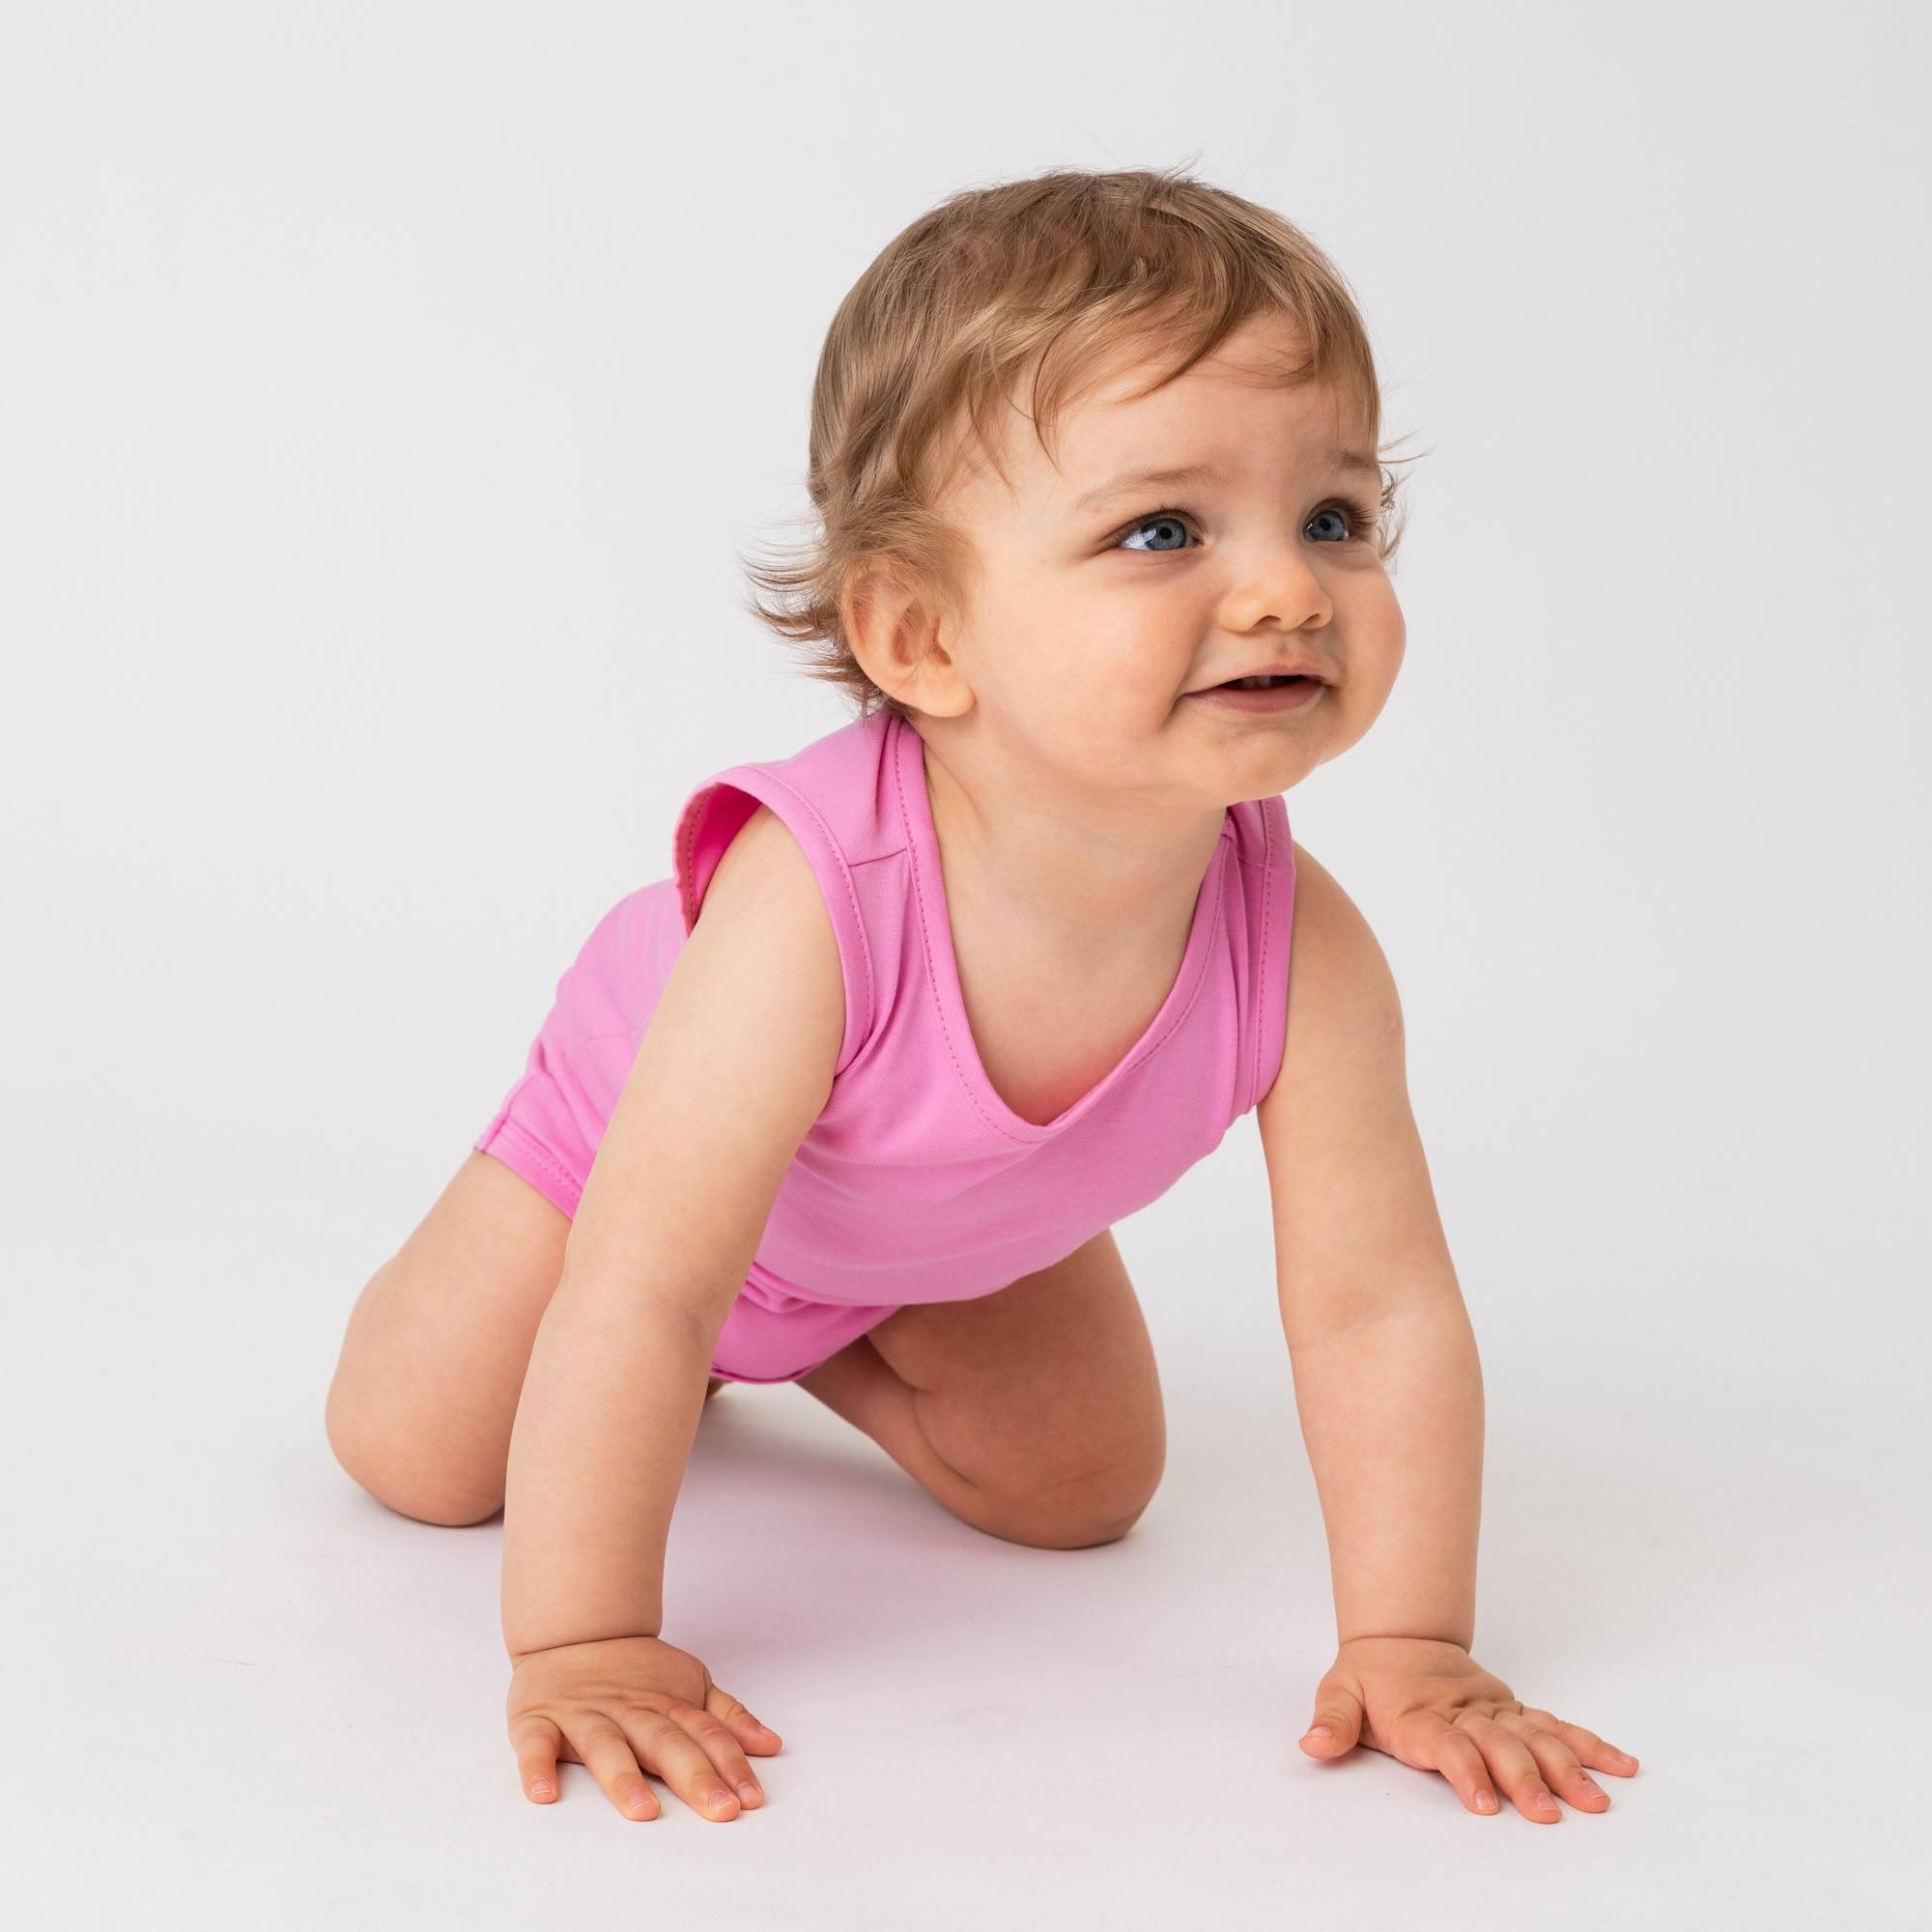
4, 1119, 1919, 1932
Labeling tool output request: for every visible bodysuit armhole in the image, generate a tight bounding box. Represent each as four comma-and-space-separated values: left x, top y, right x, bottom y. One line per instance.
672, 767, 877, 1080
1247, 791, 1295, 1116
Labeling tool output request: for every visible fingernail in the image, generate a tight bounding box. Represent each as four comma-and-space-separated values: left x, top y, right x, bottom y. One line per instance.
1306, 1725, 1334, 1741
529, 1778, 554, 1799
737, 1781, 761, 1803
1475, 1791, 1496, 1811
710, 1788, 738, 1812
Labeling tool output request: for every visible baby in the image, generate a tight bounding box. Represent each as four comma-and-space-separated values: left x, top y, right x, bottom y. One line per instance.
325, 164, 1639, 1828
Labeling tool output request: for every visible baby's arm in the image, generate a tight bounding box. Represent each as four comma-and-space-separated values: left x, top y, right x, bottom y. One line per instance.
1255, 842, 1638, 1824
503, 805, 847, 1823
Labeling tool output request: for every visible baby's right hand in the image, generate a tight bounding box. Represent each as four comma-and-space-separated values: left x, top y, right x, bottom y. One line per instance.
506, 1634, 781, 1821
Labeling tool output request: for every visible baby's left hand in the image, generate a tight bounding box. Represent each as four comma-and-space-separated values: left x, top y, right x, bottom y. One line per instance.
1298, 1635, 1639, 1823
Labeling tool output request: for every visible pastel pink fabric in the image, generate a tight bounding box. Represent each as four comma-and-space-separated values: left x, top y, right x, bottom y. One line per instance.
475, 710, 1294, 1383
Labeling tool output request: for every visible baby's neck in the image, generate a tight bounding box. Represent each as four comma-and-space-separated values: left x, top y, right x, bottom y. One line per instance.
913, 722, 1225, 970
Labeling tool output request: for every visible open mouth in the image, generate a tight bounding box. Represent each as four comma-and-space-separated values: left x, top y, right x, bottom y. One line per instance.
1186, 673, 1325, 713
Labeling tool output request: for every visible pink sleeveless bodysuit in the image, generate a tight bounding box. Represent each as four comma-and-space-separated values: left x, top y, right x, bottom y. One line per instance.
474, 709, 1294, 1383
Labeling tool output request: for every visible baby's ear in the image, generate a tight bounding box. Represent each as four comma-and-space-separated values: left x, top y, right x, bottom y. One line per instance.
842, 566, 965, 717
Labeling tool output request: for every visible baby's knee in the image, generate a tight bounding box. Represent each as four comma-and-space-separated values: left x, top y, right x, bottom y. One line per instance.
325, 1375, 503, 1527
964, 1466, 1160, 1550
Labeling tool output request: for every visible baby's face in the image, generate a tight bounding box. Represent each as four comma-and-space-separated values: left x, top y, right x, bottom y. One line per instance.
923, 311, 1406, 808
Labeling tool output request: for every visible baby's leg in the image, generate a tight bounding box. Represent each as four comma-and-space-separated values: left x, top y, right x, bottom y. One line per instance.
796, 1226, 1166, 1548
325, 1148, 729, 1526
326, 1150, 571, 1524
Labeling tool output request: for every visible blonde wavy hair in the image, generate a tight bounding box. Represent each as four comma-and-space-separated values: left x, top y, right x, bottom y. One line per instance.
737, 161, 1419, 724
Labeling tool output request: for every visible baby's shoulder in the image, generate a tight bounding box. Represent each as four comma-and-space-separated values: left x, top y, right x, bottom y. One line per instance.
668, 796, 848, 1109
1258, 841, 1406, 1115
697, 800, 818, 917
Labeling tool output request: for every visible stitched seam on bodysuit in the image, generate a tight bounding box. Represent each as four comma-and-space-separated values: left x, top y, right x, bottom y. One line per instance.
1249, 801, 1274, 1113
1249, 798, 1293, 1119
487, 1115, 583, 1208
674, 784, 708, 930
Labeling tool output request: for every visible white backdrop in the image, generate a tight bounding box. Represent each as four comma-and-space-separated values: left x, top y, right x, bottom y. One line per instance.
3, 2, 1925, 1925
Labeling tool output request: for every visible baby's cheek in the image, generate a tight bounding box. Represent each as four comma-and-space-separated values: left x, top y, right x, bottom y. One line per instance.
1104, 675, 1178, 741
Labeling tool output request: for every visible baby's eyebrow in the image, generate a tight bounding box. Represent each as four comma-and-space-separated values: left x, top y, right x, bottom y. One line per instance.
1070, 450, 1379, 514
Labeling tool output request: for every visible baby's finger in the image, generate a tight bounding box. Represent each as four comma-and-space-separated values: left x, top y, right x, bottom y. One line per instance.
623, 1707, 744, 1821
673, 1696, 770, 1807
707, 1682, 783, 1756
1532, 1713, 1639, 1777
1418, 1720, 1502, 1816
1466, 1718, 1562, 1823
509, 1713, 565, 1804
1498, 1718, 1608, 1812
567, 1716, 662, 1822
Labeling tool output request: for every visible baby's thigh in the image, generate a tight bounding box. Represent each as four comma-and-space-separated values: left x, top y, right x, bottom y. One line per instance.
326, 1148, 572, 1525
862, 1227, 1168, 1538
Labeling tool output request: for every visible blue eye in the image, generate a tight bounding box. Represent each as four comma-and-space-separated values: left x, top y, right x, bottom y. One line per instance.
1116, 510, 1197, 554
1305, 504, 1357, 543
1112, 498, 1378, 554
